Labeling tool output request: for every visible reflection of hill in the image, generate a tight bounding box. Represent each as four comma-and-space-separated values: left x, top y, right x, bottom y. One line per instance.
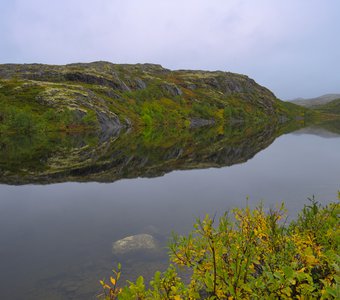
0, 122, 304, 185
315, 120, 340, 135
292, 119, 340, 138
293, 126, 340, 138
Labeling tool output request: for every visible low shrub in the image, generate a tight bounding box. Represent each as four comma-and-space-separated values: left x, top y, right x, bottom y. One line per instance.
99, 196, 339, 299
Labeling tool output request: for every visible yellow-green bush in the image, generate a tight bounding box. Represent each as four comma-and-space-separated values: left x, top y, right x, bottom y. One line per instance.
100, 196, 339, 299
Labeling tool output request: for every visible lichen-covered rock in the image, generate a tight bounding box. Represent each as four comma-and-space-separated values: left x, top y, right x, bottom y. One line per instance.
162, 83, 182, 96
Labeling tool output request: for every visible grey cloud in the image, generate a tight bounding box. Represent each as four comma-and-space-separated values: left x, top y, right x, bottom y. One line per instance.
0, 0, 339, 99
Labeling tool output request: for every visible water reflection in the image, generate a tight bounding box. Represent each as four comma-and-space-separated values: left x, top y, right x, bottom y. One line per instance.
0, 121, 303, 185
0, 120, 339, 299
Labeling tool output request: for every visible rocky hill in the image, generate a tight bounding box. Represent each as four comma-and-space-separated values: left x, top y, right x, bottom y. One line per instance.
312, 98, 340, 115
0, 62, 303, 134
289, 94, 340, 108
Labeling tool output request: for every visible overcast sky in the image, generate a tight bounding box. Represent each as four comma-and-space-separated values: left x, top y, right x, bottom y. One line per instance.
0, 0, 339, 99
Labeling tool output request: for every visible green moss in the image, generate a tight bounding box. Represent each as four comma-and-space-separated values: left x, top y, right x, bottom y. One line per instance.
0, 80, 103, 133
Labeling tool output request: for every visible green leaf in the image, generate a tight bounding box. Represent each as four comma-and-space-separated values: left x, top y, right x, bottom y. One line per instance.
283, 266, 293, 279
325, 287, 338, 297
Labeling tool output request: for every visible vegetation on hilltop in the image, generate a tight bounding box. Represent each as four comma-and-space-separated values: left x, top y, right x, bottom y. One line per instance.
0, 62, 307, 134
99, 197, 340, 299
314, 98, 340, 115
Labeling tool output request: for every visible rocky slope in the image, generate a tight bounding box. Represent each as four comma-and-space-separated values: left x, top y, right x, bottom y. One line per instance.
0, 62, 303, 134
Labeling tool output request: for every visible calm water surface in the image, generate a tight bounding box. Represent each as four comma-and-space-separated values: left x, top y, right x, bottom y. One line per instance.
0, 124, 339, 299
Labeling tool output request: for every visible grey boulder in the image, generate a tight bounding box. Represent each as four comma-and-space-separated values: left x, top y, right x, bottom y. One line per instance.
112, 234, 159, 255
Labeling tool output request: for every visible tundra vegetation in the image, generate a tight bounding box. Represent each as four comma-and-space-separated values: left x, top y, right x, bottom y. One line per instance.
314, 98, 340, 116
0, 62, 309, 135
99, 197, 339, 299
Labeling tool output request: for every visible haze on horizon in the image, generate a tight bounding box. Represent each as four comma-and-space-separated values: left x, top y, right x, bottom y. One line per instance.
0, 0, 339, 100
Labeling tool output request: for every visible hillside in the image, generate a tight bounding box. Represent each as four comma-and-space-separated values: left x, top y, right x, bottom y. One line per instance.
289, 93, 340, 108
314, 98, 340, 115
0, 62, 304, 134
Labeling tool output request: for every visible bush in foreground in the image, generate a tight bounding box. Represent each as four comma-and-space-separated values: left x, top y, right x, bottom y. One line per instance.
99, 197, 339, 299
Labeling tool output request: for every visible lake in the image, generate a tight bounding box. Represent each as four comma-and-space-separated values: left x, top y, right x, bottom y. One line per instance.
0, 121, 339, 299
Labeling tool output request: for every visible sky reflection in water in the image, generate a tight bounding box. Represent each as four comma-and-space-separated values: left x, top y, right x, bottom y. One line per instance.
0, 126, 339, 299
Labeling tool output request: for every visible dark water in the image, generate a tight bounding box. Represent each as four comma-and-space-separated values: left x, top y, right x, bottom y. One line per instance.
0, 121, 339, 299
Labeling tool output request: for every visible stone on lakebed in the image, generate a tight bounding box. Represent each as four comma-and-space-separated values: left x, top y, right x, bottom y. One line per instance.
112, 233, 159, 255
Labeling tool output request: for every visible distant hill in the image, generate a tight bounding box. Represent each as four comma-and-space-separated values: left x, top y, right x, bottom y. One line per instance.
289, 94, 340, 108
315, 98, 340, 115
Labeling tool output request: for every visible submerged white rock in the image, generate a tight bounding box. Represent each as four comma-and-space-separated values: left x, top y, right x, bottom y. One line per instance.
112, 234, 159, 254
